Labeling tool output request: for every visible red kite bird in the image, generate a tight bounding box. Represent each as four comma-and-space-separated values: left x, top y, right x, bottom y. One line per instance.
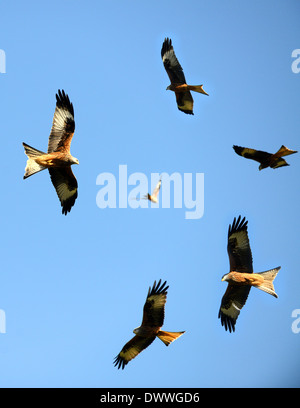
161, 37, 208, 115
23, 90, 79, 215
233, 145, 297, 170
114, 280, 185, 369
218, 216, 280, 333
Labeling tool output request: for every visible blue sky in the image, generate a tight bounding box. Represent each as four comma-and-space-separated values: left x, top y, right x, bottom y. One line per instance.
0, 0, 299, 388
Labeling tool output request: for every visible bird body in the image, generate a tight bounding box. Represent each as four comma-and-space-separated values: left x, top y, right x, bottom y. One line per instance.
233, 145, 297, 170
24, 146, 78, 174
218, 216, 280, 332
23, 90, 78, 215
144, 178, 161, 203
222, 269, 280, 298
161, 37, 208, 114
114, 280, 185, 369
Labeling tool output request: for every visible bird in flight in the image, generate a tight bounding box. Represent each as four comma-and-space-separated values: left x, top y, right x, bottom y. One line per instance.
23, 89, 79, 215
114, 280, 185, 369
233, 145, 297, 170
161, 37, 208, 115
144, 177, 162, 203
218, 216, 280, 333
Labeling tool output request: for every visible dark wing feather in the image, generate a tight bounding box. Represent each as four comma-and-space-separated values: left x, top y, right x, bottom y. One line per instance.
141, 280, 168, 328
218, 284, 251, 333
48, 167, 78, 215
48, 89, 75, 153
227, 216, 253, 273
233, 145, 271, 164
161, 38, 187, 85
113, 335, 156, 369
175, 90, 194, 115
270, 158, 289, 169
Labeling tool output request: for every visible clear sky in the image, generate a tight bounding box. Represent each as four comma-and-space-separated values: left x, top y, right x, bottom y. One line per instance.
0, 0, 299, 388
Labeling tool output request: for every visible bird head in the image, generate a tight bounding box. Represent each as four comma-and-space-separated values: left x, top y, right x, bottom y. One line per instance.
221, 273, 230, 282
166, 85, 172, 91
133, 326, 141, 335
72, 157, 79, 165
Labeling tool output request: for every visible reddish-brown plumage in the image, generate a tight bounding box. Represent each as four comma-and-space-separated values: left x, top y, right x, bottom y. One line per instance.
23, 89, 79, 215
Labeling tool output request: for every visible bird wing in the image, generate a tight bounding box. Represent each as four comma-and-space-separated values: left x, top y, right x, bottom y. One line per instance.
48, 167, 78, 215
141, 280, 168, 328
218, 284, 251, 333
48, 89, 75, 154
175, 90, 194, 115
151, 179, 162, 199
227, 216, 253, 273
270, 158, 289, 169
161, 38, 187, 85
233, 145, 272, 164
113, 335, 156, 369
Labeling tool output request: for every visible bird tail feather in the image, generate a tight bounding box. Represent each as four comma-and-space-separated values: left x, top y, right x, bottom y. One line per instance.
157, 330, 185, 346
23, 143, 46, 179
273, 145, 297, 158
24, 159, 46, 179
254, 267, 281, 298
23, 142, 45, 158
187, 85, 209, 96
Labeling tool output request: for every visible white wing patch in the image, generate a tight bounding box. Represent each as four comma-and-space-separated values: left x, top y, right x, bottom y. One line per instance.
221, 302, 241, 320
230, 230, 249, 251
163, 49, 177, 65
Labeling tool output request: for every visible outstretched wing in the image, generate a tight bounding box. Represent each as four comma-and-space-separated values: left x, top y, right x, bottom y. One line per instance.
227, 216, 253, 274
218, 284, 251, 333
233, 145, 271, 164
161, 38, 187, 85
141, 280, 169, 329
113, 335, 156, 370
175, 91, 194, 115
151, 179, 162, 200
48, 89, 75, 154
218, 216, 253, 332
48, 167, 78, 215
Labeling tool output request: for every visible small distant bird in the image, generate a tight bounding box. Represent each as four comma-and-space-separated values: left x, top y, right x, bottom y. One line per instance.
23, 90, 79, 215
233, 145, 297, 170
114, 280, 185, 369
161, 37, 208, 115
144, 177, 162, 203
218, 216, 280, 333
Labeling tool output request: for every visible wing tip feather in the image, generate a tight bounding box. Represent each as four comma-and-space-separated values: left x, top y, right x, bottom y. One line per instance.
113, 354, 127, 370
148, 279, 169, 298
228, 215, 248, 237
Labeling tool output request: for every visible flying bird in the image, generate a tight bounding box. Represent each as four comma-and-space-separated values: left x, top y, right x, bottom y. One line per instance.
23, 89, 79, 215
218, 216, 280, 333
233, 145, 297, 170
143, 177, 162, 203
161, 37, 208, 115
114, 280, 185, 369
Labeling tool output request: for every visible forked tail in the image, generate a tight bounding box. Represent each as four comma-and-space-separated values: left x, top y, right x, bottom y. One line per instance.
188, 85, 209, 96
23, 142, 46, 179
157, 330, 185, 346
273, 145, 298, 158
254, 267, 281, 298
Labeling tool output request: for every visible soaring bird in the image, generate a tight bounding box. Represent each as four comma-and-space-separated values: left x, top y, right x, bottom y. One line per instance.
218, 216, 280, 333
233, 145, 297, 170
144, 177, 162, 203
23, 89, 79, 215
161, 37, 208, 115
114, 280, 185, 369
